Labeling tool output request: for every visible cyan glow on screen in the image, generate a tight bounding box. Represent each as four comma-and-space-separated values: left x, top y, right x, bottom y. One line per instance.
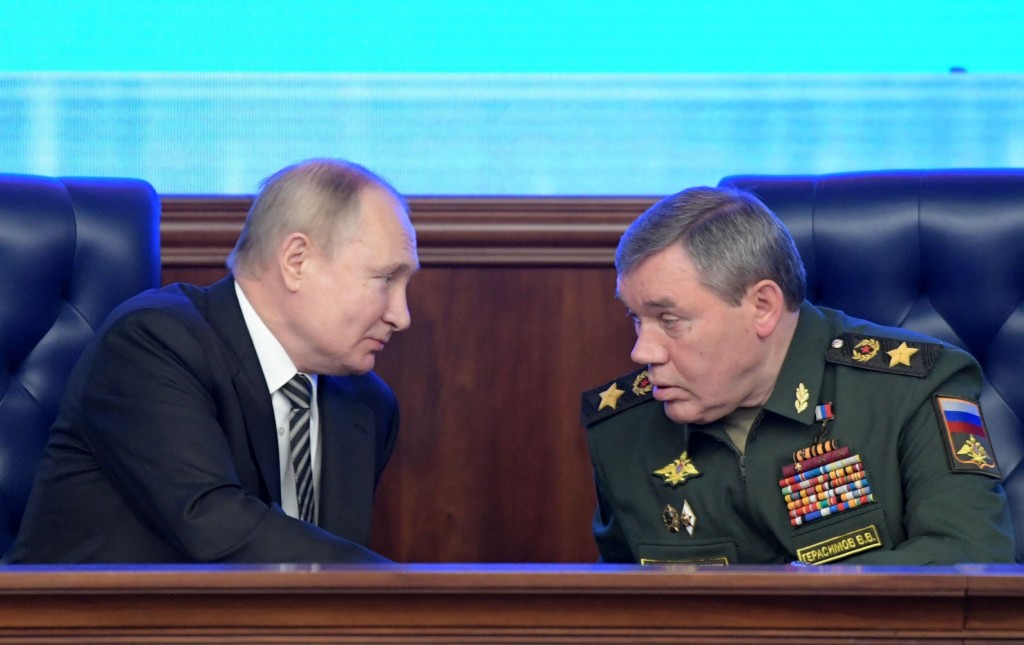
2, 1, 1023, 195
2, 0, 1024, 72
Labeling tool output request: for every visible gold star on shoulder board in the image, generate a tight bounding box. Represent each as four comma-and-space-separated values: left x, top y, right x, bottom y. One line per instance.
887, 341, 919, 367
598, 382, 625, 411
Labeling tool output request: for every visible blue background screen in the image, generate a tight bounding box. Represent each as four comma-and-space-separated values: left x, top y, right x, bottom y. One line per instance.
2, 1, 1022, 194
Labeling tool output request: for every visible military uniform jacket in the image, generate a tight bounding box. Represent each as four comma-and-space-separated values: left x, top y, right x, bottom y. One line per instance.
583, 302, 1015, 565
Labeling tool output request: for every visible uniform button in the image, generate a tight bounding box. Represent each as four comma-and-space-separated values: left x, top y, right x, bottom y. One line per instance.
278, 426, 286, 437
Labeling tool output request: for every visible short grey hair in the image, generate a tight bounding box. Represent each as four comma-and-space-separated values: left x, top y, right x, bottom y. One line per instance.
227, 158, 405, 275
615, 185, 806, 310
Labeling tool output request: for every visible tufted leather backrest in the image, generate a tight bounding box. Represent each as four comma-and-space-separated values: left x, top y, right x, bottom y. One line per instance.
719, 169, 1024, 561
0, 173, 160, 553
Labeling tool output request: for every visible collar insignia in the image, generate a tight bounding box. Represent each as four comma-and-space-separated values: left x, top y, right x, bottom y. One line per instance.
794, 383, 810, 414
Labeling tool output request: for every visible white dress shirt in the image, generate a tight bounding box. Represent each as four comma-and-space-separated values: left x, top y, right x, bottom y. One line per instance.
235, 281, 320, 523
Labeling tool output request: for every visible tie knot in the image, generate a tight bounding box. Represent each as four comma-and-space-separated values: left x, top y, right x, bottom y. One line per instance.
282, 373, 312, 409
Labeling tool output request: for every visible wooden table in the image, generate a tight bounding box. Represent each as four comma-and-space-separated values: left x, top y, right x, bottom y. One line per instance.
1, 563, 1023, 643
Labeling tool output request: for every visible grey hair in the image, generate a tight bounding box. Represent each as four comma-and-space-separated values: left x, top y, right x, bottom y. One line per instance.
227, 158, 406, 275
615, 185, 806, 310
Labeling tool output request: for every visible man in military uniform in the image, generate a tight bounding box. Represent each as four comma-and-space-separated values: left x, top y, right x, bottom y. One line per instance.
582, 186, 1014, 565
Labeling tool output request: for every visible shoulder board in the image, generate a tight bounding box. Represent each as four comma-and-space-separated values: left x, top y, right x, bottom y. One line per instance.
825, 332, 942, 378
580, 368, 654, 427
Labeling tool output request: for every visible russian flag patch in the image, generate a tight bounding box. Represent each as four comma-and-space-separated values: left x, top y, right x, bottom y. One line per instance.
935, 396, 1001, 478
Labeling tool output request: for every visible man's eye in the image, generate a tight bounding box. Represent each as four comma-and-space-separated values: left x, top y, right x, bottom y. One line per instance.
660, 315, 681, 327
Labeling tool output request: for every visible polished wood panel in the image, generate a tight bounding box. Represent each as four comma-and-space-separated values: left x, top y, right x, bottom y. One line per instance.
2, 564, 1022, 643
369, 266, 636, 562
160, 197, 646, 563
161, 196, 656, 267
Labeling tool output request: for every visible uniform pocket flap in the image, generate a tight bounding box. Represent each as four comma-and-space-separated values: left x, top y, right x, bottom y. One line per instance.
638, 540, 738, 566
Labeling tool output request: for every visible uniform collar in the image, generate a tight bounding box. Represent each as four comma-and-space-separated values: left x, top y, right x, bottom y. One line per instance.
762, 301, 831, 425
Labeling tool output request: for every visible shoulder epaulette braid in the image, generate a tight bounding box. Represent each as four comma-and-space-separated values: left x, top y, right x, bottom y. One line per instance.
825, 332, 943, 379
580, 368, 654, 426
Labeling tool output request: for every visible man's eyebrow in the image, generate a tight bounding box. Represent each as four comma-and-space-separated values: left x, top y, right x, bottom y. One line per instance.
645, 298, 676, 309
375, 261, 416, 274
613, 291, 675, 310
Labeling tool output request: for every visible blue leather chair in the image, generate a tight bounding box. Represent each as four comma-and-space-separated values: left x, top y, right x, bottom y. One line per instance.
0, 173, 161, 554
720, 169, 1024, 561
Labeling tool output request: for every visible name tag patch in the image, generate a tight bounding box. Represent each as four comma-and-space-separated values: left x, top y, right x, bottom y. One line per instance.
796, 525, 883, 564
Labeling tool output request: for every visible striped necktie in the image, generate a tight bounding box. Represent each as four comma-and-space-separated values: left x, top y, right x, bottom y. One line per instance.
281, 373, 316, 524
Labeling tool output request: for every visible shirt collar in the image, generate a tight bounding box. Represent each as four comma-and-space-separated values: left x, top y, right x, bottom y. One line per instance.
234, 280, 315, 394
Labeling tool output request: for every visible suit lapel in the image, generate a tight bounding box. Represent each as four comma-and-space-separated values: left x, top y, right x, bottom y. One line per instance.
204, 276, 282, 504
317, 377, 375, 541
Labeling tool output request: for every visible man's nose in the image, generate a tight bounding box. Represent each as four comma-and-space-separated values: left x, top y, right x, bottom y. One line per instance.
630, 327, 666, 366
384, 288, 412, 332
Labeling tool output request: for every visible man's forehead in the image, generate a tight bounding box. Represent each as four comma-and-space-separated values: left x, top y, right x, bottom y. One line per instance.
616, 271, 681, 310
375, 225, 420, 271
351, 196, 412, 235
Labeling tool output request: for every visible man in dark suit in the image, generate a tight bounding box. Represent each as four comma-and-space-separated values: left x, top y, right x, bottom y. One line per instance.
5, 158, 418, 563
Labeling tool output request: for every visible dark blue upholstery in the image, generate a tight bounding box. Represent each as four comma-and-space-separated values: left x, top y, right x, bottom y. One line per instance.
720, 169, 1024, 562
0, 173, 160, 554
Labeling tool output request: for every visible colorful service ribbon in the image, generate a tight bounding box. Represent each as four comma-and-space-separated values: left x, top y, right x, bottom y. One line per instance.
779, 443, 876, 527
779, 454, 863, 488
788, 482, 872, 518
784, 469, 868, 504
782, 446, 851, 478
790, 494, 874, 527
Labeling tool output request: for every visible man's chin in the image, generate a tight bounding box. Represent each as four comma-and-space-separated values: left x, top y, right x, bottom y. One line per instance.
662, 400, 707, 425
351, 357, 376, 375
330, 355, 376, 377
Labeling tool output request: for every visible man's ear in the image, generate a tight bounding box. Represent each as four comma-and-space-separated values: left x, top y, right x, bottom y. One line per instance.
749, 279, 785, 338
279, 232, 312, 292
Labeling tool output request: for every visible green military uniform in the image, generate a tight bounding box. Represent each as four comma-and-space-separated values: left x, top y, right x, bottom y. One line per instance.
582, 302, 1015, 565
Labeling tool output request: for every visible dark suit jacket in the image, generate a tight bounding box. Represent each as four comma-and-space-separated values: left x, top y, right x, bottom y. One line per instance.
5, 276, 398, 563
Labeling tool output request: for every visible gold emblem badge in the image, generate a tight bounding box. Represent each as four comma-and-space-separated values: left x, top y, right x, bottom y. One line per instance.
662, 500, 696, 535
794, 383, 809, 414
852, 338, 880, 362
886, 341, 919, 368
654, 451, 700, 486
957, 435, 995, 469
632, 370, 653, 396
597, 382, 625, 411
